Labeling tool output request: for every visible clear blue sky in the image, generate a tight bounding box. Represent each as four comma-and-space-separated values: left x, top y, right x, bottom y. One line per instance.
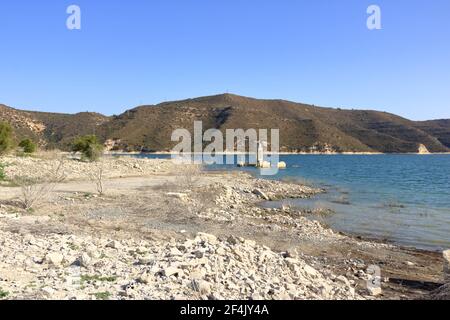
0, 0, 449, 120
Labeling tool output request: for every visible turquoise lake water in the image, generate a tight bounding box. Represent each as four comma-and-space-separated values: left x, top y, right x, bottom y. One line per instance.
129, 154, 450, 251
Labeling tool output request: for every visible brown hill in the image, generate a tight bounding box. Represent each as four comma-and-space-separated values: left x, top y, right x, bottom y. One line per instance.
1, 94, 449, 153
97, 94, 450, 153
0, 104, 46, 145
413, 119, 450, 150
29, 111, 110, 149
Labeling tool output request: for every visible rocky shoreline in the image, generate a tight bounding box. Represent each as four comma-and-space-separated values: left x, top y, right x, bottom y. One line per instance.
0, 154, 448, 300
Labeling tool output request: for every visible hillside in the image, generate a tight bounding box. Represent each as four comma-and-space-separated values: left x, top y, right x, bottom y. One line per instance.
413, 119, 450, 150
0, 104, 46, 145
97, 94, 450, 153
29, 111, 110, 149
1, 94, 449, 153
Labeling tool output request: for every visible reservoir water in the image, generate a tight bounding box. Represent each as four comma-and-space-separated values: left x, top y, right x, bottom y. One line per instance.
130, 154, 450, 251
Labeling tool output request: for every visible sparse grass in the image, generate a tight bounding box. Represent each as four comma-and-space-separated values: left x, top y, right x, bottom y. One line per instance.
80, 275, 117, 284
0, 288, 9, 299
68, 243, 80, 251
92, 291, 111, 300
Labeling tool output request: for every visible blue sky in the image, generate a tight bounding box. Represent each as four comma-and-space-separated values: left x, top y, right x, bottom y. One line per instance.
0, 0, 449, 120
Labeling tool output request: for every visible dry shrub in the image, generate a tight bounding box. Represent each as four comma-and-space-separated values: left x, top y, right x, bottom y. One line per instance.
178, 163, 203, 191
88, 163, 105, 195
12, 159, 67, 210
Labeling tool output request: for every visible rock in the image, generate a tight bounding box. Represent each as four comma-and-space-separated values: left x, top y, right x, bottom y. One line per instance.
284, 258, 299, 270
79, 253, 92, 268
444, 250, 450, 282
138, 256, 154, 265
277, 161, 287, 169
252, 189, 269, 200
303, 264, 319, 278
106, 240, 122, 249
166, 192, 188, 200
45, 252, 64, 266
196, 232, 218, 245
137, 273, 153, 284
189, 269, 206, 280
405, 261, 415, 266
227, 235, 241, 246
251, 293, 263, 300
169, 247, 182, 257
335, 275, 351, 287
162, 266, 183, 277
368, 286, 382, 296
193, 250, 204, 259
191, 280, 212, 295
41, 287, 56, 296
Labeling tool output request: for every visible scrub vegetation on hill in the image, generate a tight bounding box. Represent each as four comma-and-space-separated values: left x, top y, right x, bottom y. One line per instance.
1, 94, 449, 153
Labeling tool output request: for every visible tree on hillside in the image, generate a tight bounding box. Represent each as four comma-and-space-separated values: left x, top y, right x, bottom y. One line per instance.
71, 135, 104, 162
19, 138, 37, 154
0, 122, 13, 155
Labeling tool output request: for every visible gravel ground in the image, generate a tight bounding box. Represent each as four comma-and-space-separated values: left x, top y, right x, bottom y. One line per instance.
0, 155, 447, 300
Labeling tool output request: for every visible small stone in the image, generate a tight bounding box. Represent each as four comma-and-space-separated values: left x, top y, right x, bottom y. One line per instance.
79, 253, 92, 268
368, 286, 382, 296
303, 265, 319, 278
251, 293, 263, 300
193, 250, 204, 259
169, 247, 182, 256
45, 252, 64, 266
189, 269, 205, 280
162, 266, 183, 277
106, 240, 121, 249
137, 273, 152, 284
196, 232, 218, 244
335, 275, 351, 287
227, 236, 240, 245
216, 247, 226, 255
41, 287, 55, 296
138, 256, 154, 265
285, 257, 299, 270
191, 280, 211, 295
252, 189, 269, 200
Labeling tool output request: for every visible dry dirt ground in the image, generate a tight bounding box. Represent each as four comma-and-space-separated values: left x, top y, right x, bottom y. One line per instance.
0, 155, 446, 300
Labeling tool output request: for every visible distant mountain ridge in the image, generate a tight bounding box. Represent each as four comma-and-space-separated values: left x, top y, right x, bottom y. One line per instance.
1, 94, 449, 153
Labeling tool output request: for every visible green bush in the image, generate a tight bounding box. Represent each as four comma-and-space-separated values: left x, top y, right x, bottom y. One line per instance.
19, 139, 37, 154
72, 135, 104, 162
0, 162, 6, 181
0, 122, 13, 155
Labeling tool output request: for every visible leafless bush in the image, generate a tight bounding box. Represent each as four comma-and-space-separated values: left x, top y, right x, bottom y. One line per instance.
177, 163, 203, 191
13, 159, 67, 210
88, 163, 105, 195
